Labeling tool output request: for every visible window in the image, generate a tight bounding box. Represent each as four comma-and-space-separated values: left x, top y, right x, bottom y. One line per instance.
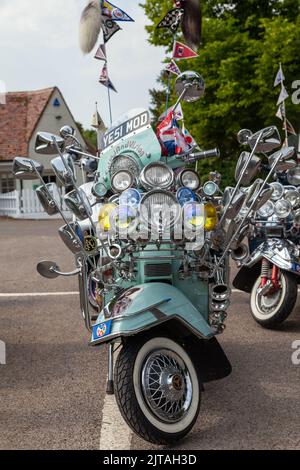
42, 175, 57, 185
0, 174, 15, 194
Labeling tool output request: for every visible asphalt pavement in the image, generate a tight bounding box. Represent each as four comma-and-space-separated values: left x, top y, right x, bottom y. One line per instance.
1, 219, 300, 450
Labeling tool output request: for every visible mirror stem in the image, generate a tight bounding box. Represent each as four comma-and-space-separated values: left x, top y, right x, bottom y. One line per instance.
50, 267, 81, 277
29, 159, 96, 271
67, 147, 100, 161
213, 149, 284, 275
219, 130, 264, 226
52, 137, 110, 260
173, 85, 191, 113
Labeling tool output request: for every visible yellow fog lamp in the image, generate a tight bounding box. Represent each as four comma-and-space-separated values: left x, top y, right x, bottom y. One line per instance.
111, 205, 138, 233
98, 203, 117, 232
204, 203, 218, 231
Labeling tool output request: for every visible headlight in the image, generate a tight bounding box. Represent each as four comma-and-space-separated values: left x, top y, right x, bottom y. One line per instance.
184, 202, 205, 229
119, 188, 141, 208
270, 182, 284, 201
177, 169, 200, 190
140, 190, 180, 230
274, 199, 292, 219
92, 181, 107, 198
257, 200, 274, 218
203, 181, 219, 197
204, 203, 218, 231
111, 170, 134, 193
285, 190, 300, 208
177, 187, 197, 206
140, 162, 174, 190
110, 154, 140, 178
98, 203, 118, 232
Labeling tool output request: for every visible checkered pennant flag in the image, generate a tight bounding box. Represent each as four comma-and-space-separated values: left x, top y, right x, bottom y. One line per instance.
157, 8, 183, 32
103, 16, 122, 43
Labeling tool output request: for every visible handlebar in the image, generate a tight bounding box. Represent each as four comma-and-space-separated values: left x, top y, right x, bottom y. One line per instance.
184, 148, 220, 163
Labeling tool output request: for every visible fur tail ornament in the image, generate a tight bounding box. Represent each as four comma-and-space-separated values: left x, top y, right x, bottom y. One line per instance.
181, 0, 202, 50
79, 0, 103, 54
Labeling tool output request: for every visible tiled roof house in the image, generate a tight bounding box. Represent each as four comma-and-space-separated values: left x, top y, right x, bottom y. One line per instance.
0, 87, 86, 194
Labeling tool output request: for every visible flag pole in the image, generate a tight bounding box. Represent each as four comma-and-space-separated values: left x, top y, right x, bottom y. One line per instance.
105, 58, 113, 125
279, 63, 288, 145
165, 73, 172, 112
282, 99, 288, 146
107, 84, 113, 126
165, 32, 178, 111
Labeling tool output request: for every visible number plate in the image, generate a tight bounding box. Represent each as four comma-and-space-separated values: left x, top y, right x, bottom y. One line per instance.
92, 320, 113, 341
292, 263, 300, 274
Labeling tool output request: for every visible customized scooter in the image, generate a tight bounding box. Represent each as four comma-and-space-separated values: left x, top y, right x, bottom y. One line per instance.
13, 73, 285, 444
233, 154, 300, 328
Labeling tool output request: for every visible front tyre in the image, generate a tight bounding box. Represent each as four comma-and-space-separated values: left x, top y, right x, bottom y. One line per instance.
114, 336, 201, 445
250, 271, 297, 329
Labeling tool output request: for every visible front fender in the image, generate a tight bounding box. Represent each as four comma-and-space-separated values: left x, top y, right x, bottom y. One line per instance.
246, 239, 298, 272
90, 282, 214, 345
233, 238, 299, 293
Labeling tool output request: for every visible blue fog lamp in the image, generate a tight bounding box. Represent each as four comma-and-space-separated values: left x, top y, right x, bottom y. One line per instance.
119, 188, 141, 209
177, 187, 197, 206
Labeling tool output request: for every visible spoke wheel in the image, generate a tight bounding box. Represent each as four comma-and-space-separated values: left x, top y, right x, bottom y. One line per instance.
250, 271, 297, 328
142, 350, 193, 424
114, 336, 201, 445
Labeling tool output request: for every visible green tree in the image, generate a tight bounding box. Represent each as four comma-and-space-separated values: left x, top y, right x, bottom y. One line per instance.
76, 122, 97, 150
141, 0, 300, 186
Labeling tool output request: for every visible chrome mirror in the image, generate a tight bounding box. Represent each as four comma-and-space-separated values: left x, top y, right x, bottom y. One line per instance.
287, 165, 300, 186
35, 132, 64, 155
235, 152, 261, 185
243, 179, 274, 212
37, 260, 60, 279
237, 129, 253, 145
80, 182, 97, 206
64, 189, 93, 221
175, 71, 205, 103
58, 223, 82, 254
249, 126, 281, 153
268, 146, 295, 169
51, 155, 75, 186
252, 187, 274, 212
13, 157, 44, 180
36, 183, 61, 216
222, 188, 246, 219
60, 125, 76, 139
226, 221, 249, 249
275, 160, 297, 172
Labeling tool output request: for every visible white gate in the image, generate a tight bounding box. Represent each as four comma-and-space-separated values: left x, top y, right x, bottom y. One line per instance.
0, 189, 71, 219
0, 190, 20, 217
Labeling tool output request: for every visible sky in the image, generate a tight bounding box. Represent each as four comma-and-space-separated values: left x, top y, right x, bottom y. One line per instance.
0, 0, 165, 129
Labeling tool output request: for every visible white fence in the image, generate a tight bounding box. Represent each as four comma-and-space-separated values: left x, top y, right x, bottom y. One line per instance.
0, 189, 71, 219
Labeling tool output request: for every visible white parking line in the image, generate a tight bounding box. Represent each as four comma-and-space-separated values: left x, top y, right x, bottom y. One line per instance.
0, 290, 245, 297
0, 292, 79, 298
99, 353, 133, 450
99, 393, 133, 450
